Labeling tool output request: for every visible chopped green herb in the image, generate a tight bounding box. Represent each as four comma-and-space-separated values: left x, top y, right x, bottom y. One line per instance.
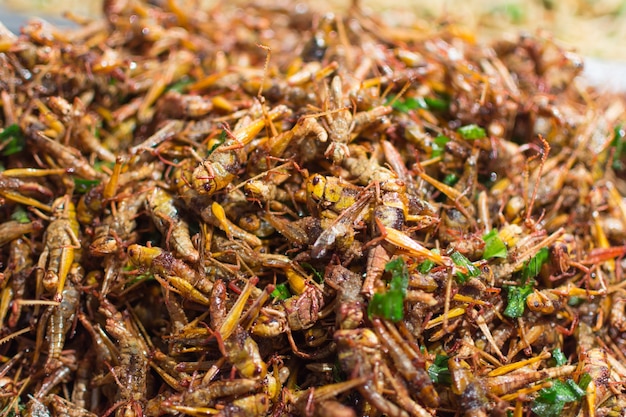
457, 124, 486, 140
367, 257, 409, 322
503, 282, 534, 318
428, 354, 451, 385
389, 95, 448, 113
385, 257, 409, 295
443, 173, 459, 186
74, 178, 101, 194
451, 251, 480, 283
552, 348, 567, 366
10, 207, 30, 224
0, 124, 25, 156
482, 229, 508, 259
418, 259, 436, 274
578, 372, 592, 391
167, 76, 195, 93
208, 130, 227, 155
271, 283, 291, 300
431, 135, 450, 158
390, 96, 421, 113
531, 378, 586, 417
368, 291, 405, 322
423, 96, 449, 112
522, 247, 549, 281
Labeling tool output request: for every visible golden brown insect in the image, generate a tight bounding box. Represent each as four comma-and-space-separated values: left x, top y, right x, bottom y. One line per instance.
210, 279, 268, 379
127, 244, 213, 304
173, 104, 291, 203
145, 186, 199, 263
98, 298, 149, 417
44, 263, 82, 373
317, 75, 393, 163
36, 196, 81, 301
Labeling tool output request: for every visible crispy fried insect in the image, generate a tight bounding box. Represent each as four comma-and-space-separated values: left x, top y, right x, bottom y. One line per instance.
98, 298, 149, 417
36, 196, 81, 301
146, 186, 199, 263
210, 279, 267, 379
44, 263, 82, 372
128, 244, 213, 304
173, 104, 291, 203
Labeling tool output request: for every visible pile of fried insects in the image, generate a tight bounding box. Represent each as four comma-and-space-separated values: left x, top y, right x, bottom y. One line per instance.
0, 0, 626, 416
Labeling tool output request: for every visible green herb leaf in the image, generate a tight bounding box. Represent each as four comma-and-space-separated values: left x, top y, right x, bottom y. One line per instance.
443, 173, 459, 186
482, 229, 508, 259
423, 96, 450, 112
428, 354, 452, 385
385, 257, 409, 296
208, 130, 227, 155
418, 259, 436, 273
578, 373, 592, 391
0, 124, 25, 156
503, 282, 534, 318
530, 398, 564, 417
522, 247, 549, 281
271, 283, 291, 300
367, 258, 409, 322
10, 207, 30, 224
451, 251, 480, 283
565, 378, 586, 399
552, 348, 567, 366
531, 378, 587, 417
418, 249, 440, 273
457, 124, 486, 140
431, 135, 450, 158
390, 96, 421, 113
368, 291, 404, 322
74, 178, 101, 194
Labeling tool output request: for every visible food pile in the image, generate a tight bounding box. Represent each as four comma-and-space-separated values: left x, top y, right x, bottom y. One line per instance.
0, 0, 625, 416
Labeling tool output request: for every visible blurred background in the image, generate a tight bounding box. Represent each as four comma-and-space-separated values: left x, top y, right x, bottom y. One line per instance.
1, 0, 625, 86
2, 0, 626, 59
